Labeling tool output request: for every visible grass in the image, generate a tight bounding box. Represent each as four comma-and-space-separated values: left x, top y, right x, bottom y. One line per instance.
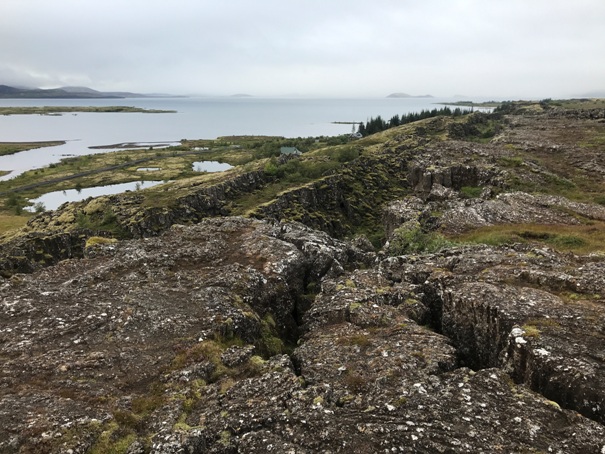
460, 186, 483, 199
453, 222, 605, 254
336, 333, 371, 347
0, 213, 31, 233
389, 223, 454, 255
0, 141, 65, 156
88, 422, 137, 454
85, 236, 119, 247
521, 324, 541, 338
0, 134, 354, 227
498, 156, 524, 168
0, 146, 239, 224
543, 98, 605, 110
579, 132, 605, 149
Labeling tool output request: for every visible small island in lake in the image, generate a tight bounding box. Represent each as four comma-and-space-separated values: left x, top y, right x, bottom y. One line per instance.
386, 92, 434, 98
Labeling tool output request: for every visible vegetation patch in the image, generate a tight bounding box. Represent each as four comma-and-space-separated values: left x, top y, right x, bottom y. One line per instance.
498, 156, 524, 168
388, 223, 454, 255
76, 208, 127, 238
85, 236, 118, 248
88, 421, 137, 454
521, 324, 541, 338
336, 333, 371, 347
0, 213, 30, 234
453, 222, 605, 254
0, 141, 65, 156
342, 369, 368, 393
459, 186, 483, 199
0, 106, 175, 115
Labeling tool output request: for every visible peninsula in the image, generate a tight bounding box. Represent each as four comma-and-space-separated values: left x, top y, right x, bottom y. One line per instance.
0, 106, 176, 116
386, 92, 433, 98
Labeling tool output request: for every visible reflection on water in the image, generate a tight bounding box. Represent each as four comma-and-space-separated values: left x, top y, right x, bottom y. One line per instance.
26, 180, 166, 211
192, 161, 233, 172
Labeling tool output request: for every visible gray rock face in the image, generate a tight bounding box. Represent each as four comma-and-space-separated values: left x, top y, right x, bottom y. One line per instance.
0, 217, 369, 453
0, 230, 88, 276
438, 192, 605, 233
384, 191, 605, 238
2, 217, 605, 453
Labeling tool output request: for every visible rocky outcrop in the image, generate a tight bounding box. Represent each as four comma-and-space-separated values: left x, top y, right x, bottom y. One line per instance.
0, 171, 273, 277
380, 244, 605, 424
0, 230, 89, 277
26, 170, 271, 238
2, 217, 605, 452
384, 191, 605, 238
253, 175, 352, 237
2, 103, 605, 452
0, 217, 372, 453
407, 163, 499, 194
438, 191, 605, 234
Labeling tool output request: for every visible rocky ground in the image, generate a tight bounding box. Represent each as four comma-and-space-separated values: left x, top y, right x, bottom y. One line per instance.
1, 104, 605, 452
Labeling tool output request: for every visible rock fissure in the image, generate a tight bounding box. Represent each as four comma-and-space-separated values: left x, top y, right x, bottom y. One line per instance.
393, 252, 605, 427
3, 105, 605, 451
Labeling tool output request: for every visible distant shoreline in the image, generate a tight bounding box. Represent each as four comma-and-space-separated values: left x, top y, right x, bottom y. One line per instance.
439, 101, 502, 108
0, 106, 176, 116
0, 141, 66, 157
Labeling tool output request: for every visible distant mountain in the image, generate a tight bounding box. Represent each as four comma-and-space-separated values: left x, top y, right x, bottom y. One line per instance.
0, 85, 22, 95
0, 84, 170, 99
575, 90, 605, 98
387, 93, 433, 98
59, 86, 103, 94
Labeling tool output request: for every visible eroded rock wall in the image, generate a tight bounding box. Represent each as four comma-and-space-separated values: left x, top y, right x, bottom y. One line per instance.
2, 218, 605, 453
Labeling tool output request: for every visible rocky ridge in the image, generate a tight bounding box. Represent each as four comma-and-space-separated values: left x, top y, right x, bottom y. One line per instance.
1, 104, 605, 452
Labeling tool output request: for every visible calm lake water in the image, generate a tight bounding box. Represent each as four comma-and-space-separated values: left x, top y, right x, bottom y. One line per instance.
0, 96, 487, 180
25, 180, 167, 211
192, 161, 233, 172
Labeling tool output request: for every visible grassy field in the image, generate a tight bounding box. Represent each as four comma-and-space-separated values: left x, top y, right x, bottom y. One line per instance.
0, 134, 350, 217
0, 141, 65, 156
452, 222, 605, 254
0, 213, 31, 235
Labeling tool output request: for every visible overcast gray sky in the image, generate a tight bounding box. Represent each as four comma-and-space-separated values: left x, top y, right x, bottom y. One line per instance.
1, 0, 604, 98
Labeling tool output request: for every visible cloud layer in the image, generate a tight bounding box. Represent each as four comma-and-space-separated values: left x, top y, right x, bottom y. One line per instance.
1, 0, 604, 97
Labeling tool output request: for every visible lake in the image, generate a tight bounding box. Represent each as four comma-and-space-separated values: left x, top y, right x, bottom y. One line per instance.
0, 96, 489, 180
25, 180, 167, 211
192, 161, 233, 172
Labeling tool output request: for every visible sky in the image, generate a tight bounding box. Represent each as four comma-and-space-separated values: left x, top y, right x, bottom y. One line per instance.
1, 0, 604, 98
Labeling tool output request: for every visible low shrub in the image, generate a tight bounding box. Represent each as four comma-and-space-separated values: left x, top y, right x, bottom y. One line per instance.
388, 223, 453, 255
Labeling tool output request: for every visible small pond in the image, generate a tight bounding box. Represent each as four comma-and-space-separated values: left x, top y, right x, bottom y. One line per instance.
26, 180, 166, 212
192, 161, 233, 172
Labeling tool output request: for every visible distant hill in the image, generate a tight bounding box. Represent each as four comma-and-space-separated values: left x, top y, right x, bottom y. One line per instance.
575, 90, 605, 99
0, 84, 163, 99
386, 92, 433, 98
